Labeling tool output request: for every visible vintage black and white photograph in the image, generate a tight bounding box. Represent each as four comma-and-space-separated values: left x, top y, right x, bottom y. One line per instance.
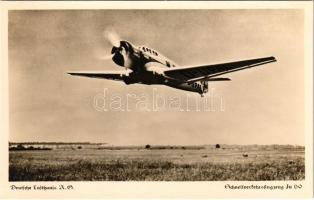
4, 3, 312, 194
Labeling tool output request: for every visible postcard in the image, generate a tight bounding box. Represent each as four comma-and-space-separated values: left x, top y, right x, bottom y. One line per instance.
0, 1, 313, 198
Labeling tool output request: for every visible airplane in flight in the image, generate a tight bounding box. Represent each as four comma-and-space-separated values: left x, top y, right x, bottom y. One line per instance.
68, 40, 276, 97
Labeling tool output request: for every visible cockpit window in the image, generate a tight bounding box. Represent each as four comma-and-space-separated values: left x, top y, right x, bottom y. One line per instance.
142, 47, 158, 56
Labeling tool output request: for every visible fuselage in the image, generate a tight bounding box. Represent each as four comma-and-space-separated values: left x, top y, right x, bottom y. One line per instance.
112, 41, 207, 95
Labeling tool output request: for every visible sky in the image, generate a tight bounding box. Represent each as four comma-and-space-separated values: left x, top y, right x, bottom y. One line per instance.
9, 10, 304, 145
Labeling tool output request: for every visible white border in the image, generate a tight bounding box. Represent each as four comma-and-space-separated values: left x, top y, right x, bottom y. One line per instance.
0, 1, 312, 198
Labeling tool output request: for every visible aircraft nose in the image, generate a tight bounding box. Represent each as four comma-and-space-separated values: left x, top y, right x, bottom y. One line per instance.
112, 51, 124, 66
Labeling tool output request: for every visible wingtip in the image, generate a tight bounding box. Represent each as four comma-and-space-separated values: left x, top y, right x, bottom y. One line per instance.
67, 72, 75, 75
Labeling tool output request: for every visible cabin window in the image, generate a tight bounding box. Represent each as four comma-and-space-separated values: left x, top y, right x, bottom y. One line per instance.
166, 61, 171, 68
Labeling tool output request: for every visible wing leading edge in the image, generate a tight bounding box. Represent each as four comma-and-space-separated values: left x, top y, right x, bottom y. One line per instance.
67, 70, 131, 81
164, 56, 276, 83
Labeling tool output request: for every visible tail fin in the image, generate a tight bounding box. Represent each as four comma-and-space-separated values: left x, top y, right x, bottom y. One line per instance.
201, 81, 208, 94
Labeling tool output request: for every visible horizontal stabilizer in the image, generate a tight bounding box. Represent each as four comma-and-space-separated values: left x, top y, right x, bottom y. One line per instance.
207, 77, 231, 81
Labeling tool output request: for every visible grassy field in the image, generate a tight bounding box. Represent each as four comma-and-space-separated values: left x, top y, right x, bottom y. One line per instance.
9, 145, 305, 181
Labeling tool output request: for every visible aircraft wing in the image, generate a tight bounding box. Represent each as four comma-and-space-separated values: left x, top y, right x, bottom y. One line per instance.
164, 56, 276, 83
67, 70, 130, 81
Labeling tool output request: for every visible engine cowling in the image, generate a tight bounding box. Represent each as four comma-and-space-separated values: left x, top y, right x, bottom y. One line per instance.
111, 41, 134, 68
